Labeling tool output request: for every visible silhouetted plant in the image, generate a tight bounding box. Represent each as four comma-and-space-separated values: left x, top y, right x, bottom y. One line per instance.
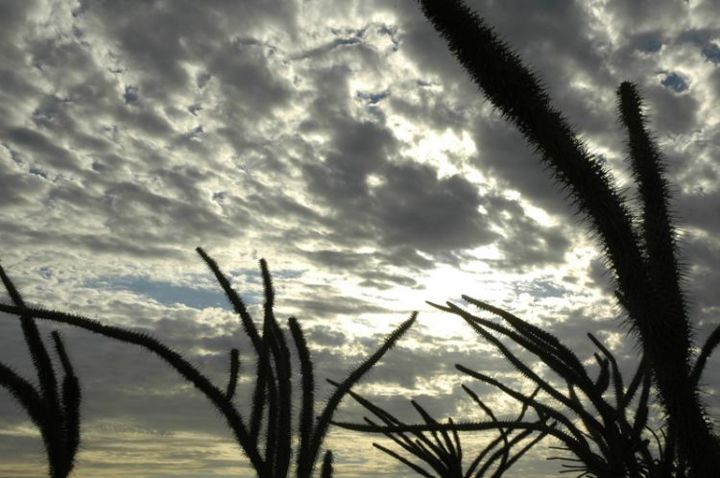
335, 295, 684, 476
0, 248, 417, 477
0, 265, 80, 478
3, 2, 719, 476
440, 297, 673, 477
320, 450, 334, 478
330, 378, 551, 477
413, 0, 720, 474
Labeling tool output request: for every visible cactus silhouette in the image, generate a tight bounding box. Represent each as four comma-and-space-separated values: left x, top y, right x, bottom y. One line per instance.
332, 376, 551, 477
0, 248, 416, 477
3, 1, 719, 475
335, 295, 686, 476
412, 0, 720, 475
0, 265, 81, 478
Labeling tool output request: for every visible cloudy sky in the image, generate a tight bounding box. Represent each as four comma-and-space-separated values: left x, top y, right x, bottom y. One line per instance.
1, 0, 719, 476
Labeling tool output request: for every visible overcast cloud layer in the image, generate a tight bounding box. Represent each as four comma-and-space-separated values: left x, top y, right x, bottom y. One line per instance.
1, 0, 719, 476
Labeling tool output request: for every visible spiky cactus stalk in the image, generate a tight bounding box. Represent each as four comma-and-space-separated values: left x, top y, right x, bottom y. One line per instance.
415, 0, 720, 474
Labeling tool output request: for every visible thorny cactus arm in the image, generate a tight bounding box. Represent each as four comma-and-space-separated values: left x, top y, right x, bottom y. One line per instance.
195, 247, 271, 446
287, 317, 315, 475
617, 81, 687, 325
0, 362, 46, 435
225, 348, 240, 400
320, 450, 334, 478
257, 259, 293, 478
298, 312, 417, 477
691, 323, 720, 388
50, 331, 81, 476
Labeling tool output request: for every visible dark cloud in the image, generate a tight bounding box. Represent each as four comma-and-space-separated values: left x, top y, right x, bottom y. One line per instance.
303, 156, 497, 264
627, 30, 665, 53
282, 293, 389, 319
679, 234, 720, 312
0, 150, 49, 208
483, 195, 571, 270
374, 163, 494, 251
470, 116, 576, 218
73, 0, 298, 96
677, 190, 720, 237
299, 75, 513, 266
358, 270, 418, 290
604, 0, 689, 31
206, 38, 292, 117
675, 27, 720, 48
0, 0, 36, 33
3, 127, 78, 172
643, 84, 699, 134
302, 119, 396, 199
703, 42, 720, 64
387, 80, 472, 133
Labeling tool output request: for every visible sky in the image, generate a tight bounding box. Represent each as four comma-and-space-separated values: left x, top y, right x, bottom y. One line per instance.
1, 0, 720, 476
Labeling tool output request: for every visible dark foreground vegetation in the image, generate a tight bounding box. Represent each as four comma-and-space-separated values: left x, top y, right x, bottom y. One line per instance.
1, 0, 719, 476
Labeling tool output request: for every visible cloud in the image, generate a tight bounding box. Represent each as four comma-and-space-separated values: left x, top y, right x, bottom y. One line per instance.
1, 0, 719, 475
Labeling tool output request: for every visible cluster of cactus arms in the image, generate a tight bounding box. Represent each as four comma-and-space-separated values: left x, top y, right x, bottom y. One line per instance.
338, 0, 720, 476
351, 0, 717, 475
0, 266, 80, 478
335, 296, 681, 477
332, 374, 553, 477
0, 248, 417, 477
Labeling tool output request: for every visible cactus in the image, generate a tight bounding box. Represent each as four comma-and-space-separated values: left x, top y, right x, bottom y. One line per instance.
0, 265, 81, 478
335, 297, 677, 477
334, 2, 719, 476
0, 248, 416, 477
411, 0, 720, 474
